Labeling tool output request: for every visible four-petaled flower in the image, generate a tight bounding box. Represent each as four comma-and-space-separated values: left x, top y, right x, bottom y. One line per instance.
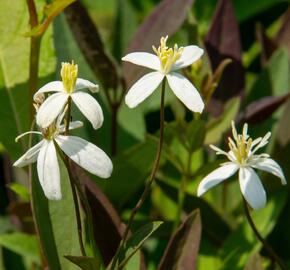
197, 121, 286, 210
13, 117, 113, 200
122, 36, 204, 112
35, 61, 103, 129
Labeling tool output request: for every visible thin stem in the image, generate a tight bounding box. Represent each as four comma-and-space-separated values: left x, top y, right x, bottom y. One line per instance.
62, 97, 86, 256
243, 199, 288, 270
110, 79, 166, 270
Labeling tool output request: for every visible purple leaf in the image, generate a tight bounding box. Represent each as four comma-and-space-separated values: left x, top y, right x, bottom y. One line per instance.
205, 0, 245, 102
240, 94, 290, 124
123, 0, 193, 87
275, 7, 290, 55
158, 209, 201, 270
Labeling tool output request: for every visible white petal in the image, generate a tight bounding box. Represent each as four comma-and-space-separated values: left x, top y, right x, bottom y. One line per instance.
33, 81, 64, 101
125, 71, 164, 108
71, 92, 103, 129
166, 72, 204, 113
172, 46, 204, 70
239, 167, 266, 210
252, 158, 286, 185
55, 135, 113, 178
59, 121, 84, 133
122, 52, 161, 71
197, 163, 238, 196
75, 78, 99, 93
13, 140, 44, 167
36, 92, 68, 128
37, 140, 61, 200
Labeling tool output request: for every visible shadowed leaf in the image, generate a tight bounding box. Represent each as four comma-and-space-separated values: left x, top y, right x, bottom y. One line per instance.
275, 7, 290, 55
243, 252, 264, 270
123, 0, 194, 86
158, 209, 201, 270
65, 256, 101, 270
239, 93, 290, 124
256, 23, 278, 66
205, 0, 244, 104
65, 1, 119, 90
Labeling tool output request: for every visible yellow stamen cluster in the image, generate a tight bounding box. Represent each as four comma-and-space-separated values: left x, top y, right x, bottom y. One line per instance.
228, 123, 252, 165
42, 124, 58, 140
61, 61, 78, 93
152, 36, 183, 74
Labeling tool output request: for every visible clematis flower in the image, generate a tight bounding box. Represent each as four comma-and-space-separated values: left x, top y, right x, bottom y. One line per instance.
197, 121, 286, 210
122, 36, 204, 112
13, 119, 113, 200
35, 61, 103, 129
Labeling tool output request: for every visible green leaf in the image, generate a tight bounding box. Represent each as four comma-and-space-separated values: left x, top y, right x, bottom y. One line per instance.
25, 0, 77, 37
0, 232, 40, 264
204, 97, 240, 145
48, 157, 81, 270
119, 221, 163, 268
7, 183, 30, 202
158, 210, 201, 270
65, 256, 101, 270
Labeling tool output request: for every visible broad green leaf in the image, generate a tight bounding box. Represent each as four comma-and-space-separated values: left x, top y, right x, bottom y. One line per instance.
204, 97, 240, 145
49, 157, 81, 270
119, 221, 163, 268
65, 256, 101, 270
0, 232, 39, 264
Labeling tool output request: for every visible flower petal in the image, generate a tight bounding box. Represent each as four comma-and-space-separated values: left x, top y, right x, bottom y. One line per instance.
166, 72, 204, 113
172, 46, 204, 70
75, 78, 99, 93
33, 81, 64, 101
125, 71, 164, 108
252, 158, 286, 185
197, 163, 238, 196
36, 92, 68, 128
71, 92, 103, 129
13, 140, 44, 167
56, 135, 113, 178
239, 167, 266, 210
122, 52, 161, 71
59, 121, 84, 133
37, 140, 61, 200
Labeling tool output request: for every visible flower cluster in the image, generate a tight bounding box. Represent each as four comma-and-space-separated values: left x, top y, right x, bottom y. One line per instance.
14, 61, 113, 200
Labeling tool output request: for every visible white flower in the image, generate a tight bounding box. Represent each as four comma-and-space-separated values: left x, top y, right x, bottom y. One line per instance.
122, 36, 204, 112
13, 120, 113, 200
35, 61, 103, 129
197, 121, 286, 210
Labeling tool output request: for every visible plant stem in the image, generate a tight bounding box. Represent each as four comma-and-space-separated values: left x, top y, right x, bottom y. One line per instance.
111, 104, 118, 156
110, 79, 166, 270
63, 97, 86, 256
243, 199, 288, 270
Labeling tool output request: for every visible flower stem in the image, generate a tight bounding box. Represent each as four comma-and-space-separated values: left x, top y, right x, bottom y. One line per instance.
63, 97, 86, 256
110, 79, 166, 270
243, 199, 288, 270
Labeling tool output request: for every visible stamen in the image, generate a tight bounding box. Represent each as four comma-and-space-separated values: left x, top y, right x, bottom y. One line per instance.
61, 61, 78, 93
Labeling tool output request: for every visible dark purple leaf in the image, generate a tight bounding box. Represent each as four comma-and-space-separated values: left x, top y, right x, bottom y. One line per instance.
256, 24, 278, 66
158, 209, 201, 270
205, 0, 245, 103
123, 0, 193, 86
275, 7, 290, 55
65, 1, 119, 90
240, 93, 290, 124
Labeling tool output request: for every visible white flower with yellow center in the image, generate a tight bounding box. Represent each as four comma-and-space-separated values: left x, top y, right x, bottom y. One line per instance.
122, 36, 204, 112
197, 121, 286, 210
35, 61, 103, 129
13, 119, 113, 200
